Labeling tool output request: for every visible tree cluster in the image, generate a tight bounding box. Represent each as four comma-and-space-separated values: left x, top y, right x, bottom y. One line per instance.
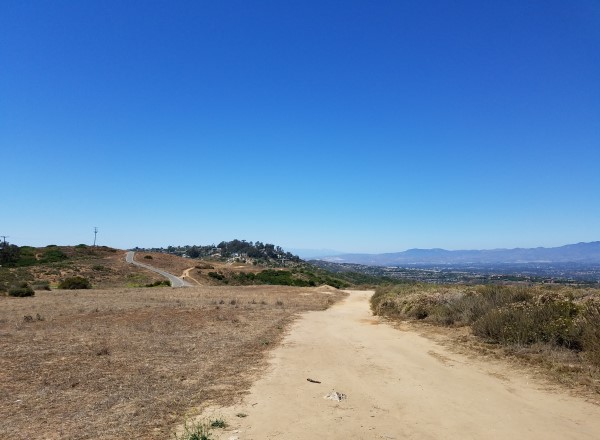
136, 239, 301, 263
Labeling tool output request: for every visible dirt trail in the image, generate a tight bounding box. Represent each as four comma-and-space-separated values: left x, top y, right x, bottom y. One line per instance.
182, 267, 202, 285
198, 290, 600, 440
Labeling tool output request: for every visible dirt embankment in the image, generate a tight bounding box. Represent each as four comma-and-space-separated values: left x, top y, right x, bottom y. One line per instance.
196, 290, 600, 440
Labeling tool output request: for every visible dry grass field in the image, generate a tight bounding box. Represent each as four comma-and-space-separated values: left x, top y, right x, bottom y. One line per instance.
0, 285, 345, 439
134, 252, 199, 278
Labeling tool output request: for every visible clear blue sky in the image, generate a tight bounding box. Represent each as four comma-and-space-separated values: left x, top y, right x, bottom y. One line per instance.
2, 1, 599, 253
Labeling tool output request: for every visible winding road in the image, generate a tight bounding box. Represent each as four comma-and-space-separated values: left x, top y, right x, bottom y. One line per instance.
125, 251, 192, 288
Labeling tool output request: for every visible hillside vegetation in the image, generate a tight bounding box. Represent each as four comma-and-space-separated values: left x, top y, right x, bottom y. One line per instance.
0, 244, 164, 291
135, 239, 301, 266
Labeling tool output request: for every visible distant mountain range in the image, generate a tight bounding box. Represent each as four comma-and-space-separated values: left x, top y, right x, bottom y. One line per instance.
318, 242, 600, 266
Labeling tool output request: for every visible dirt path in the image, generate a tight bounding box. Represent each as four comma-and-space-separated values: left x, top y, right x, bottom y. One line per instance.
182, 267, 202, 285
196, 290, 600, 440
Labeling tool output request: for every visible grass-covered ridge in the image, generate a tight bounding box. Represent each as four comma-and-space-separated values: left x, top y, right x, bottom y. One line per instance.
371, 283, 600, 368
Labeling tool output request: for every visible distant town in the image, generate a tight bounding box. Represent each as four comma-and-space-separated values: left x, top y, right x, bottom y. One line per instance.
311, 261, 600, 285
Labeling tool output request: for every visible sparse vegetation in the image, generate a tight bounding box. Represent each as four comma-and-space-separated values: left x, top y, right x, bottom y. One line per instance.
0, 285, 346, 439
209, 418, 226, 429
58, 276, 91, 289
174, 420, 213, 440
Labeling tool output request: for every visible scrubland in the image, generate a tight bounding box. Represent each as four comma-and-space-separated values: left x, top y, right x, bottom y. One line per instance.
372, 283, 600, 392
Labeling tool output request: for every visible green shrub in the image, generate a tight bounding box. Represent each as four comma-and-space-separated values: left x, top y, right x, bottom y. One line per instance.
254, 269, 310, 287
208, 271, 225, 281
210, 419, 226, 429
58, 276, 91, 289
143, 255, 153, 259
39, 248, 68, 264
8, 282, 35, 297
32, 281, 51, 291
174, 420, 213, 440
145, 280, 170, 287
92, 265, 110, 272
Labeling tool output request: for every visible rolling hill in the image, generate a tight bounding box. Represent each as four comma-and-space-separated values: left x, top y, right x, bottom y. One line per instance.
320, 241, 600, 266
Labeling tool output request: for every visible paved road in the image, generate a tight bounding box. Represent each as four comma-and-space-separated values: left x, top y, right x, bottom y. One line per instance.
125, 251, 192, 288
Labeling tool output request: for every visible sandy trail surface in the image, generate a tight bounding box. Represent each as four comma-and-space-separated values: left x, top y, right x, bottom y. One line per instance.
199, 290, 600, 440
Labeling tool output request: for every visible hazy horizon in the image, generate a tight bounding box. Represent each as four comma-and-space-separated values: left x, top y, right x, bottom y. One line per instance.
3, 1, 598, 253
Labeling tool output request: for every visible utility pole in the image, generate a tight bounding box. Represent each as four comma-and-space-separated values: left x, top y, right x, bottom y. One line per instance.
93, 227, 98, 247
0, 236, 8, 246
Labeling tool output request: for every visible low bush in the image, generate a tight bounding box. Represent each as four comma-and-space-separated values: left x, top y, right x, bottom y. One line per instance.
254, 269, 311, 287
39, 248, 68, 264
145, 280, 170, 287
371, 283, 600, 369
208, 271, 225, 281
371, 284, 534, 325
9, 282, 35, 297
92, 265, 110, 272
143, 255, 153, 259
174, 420, 212, 440
472, 293, 580, 348
58, 276, 91, 289
32, 281, 51, 291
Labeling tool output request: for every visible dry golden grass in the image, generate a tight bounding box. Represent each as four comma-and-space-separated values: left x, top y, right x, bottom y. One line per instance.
135, 252, 197, 278
0, 285, 346, 439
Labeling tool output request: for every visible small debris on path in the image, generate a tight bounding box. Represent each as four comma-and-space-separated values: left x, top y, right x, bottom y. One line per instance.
307, 378, 321, 383
324, 390, 347, 401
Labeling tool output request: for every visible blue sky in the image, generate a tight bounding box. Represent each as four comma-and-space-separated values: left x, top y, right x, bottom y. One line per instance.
2, 1, 599, 253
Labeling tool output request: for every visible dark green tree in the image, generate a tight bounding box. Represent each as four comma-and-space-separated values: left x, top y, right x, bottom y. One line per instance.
0, 242, 20, 267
